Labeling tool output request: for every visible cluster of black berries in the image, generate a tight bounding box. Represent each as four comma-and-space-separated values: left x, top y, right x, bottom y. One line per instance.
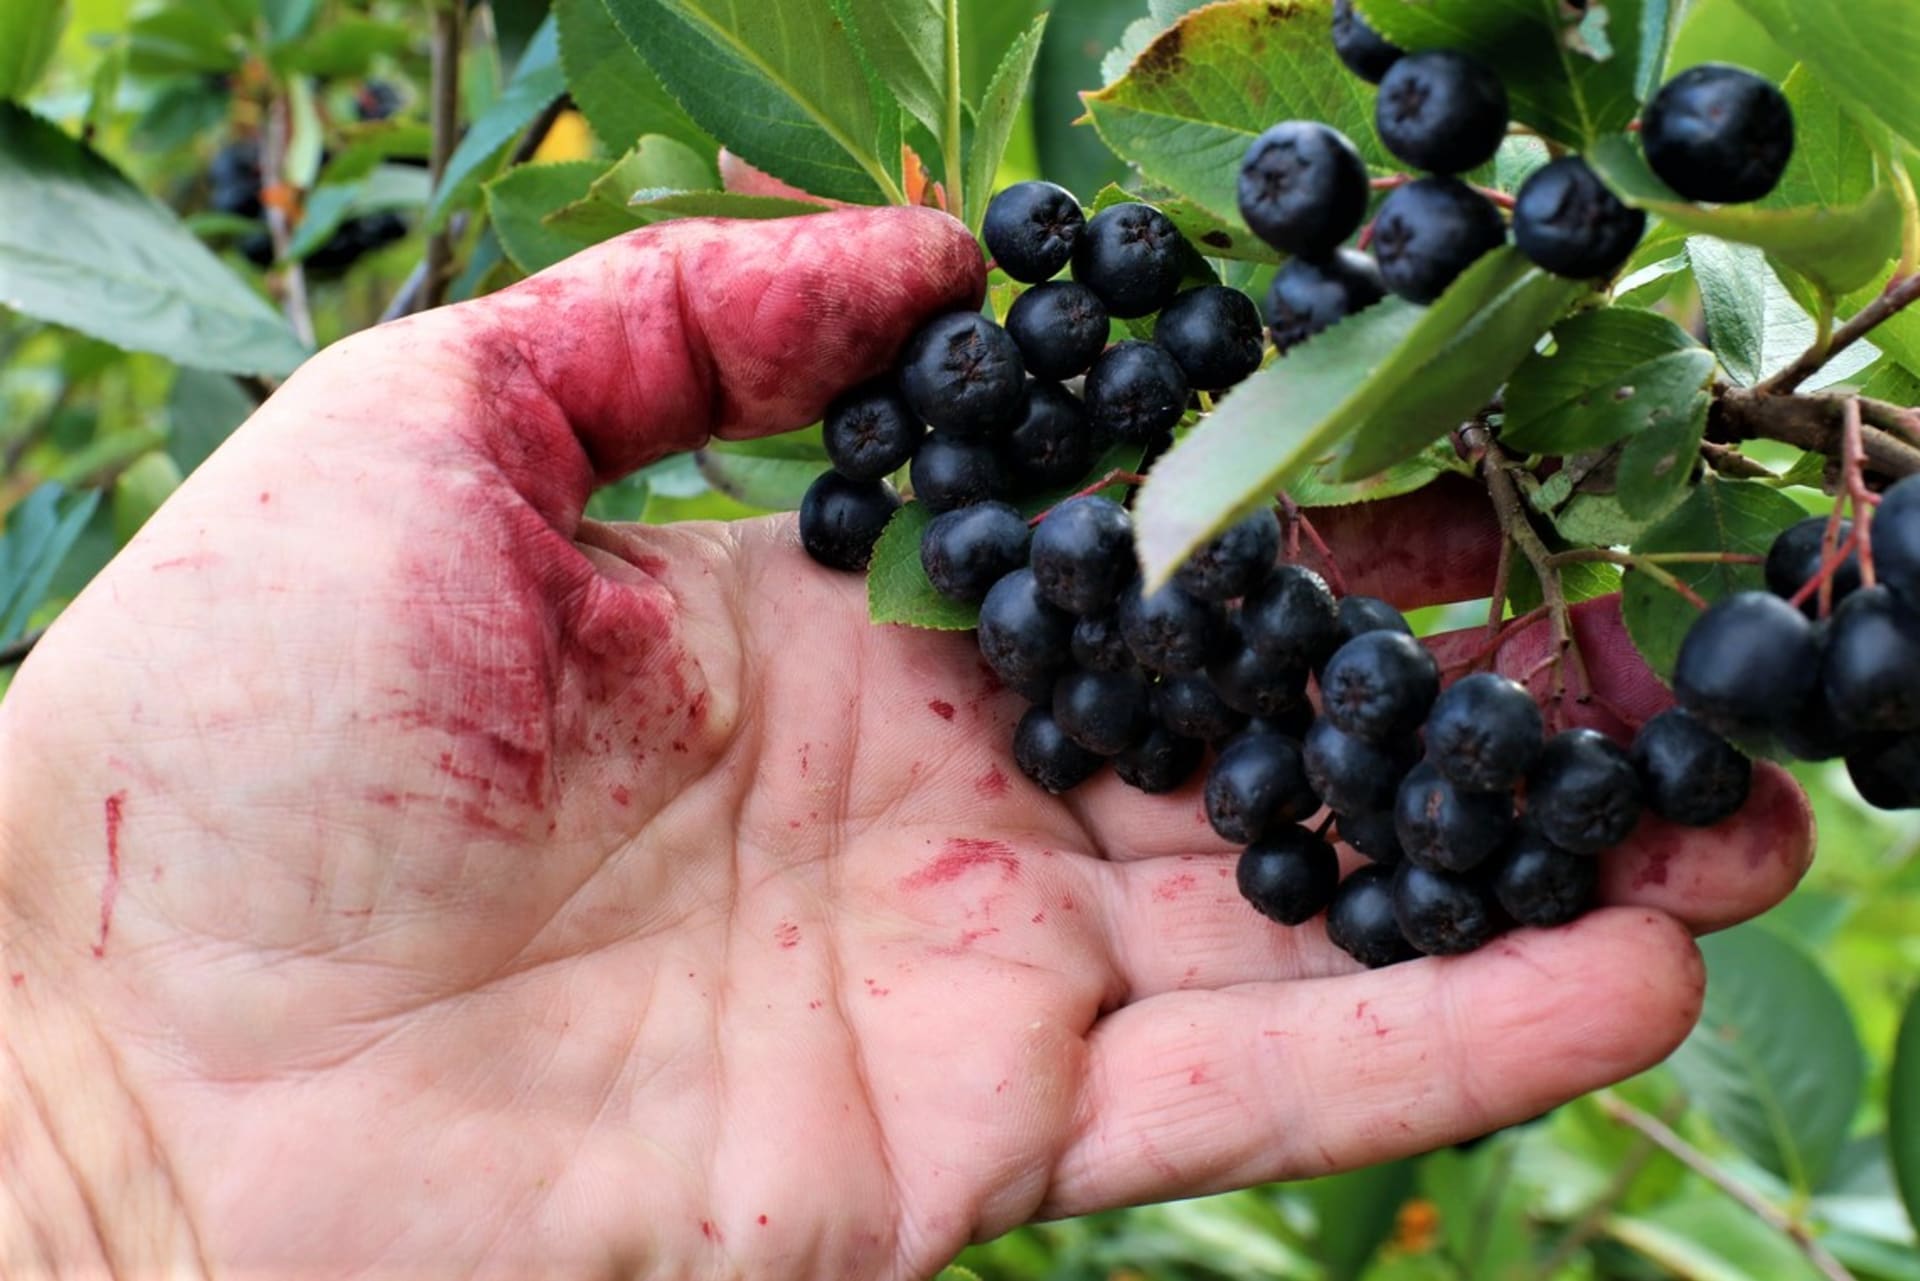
799, 182, 1268, 574
1675, 475, 1920, 811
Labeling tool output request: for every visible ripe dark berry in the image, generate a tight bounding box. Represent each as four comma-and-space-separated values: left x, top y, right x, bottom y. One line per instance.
1154, 286, 1265, 392
1673, 591, 1820, 739
822, 382, 923, 481
1393, 861, 1499, 956
1371, 177, 1507, 305
1394, 761, 1513, 874
1119, 579, 1230, 675
983, 181, 1084, 283
1331, 0, 1403, 83
1237, 121, 1370, 260
1876, 474, 1920, 606
799, 471, 900, 571
1054, 668, 1153, 756
1375, 50, 1510, 175
209, 140, 264, 218
1846, 734, 1920, 811
1334, 594, 1414, 648
1492, 827, 1596, 928
1071, 202, 1187, 319
1208, 636, 1310, 718
1030, 496, 1134, 616
1631, 708, 1752, 828
1240, 565, 1340, 670
1174, 508, 1280, 602
920, 501, 1030, 603
1781, 678, 1851, 764
1527, 729, 1644, 855
1205, 732, 1318, 844
1327, 864, 1417, 968
1337, 809, 1404, 864
1512, 157, 1648, 280
1071, 611, 1134, 673
1084, 341, 1190, 444
978, 568, 1074, 701
1322, 630, 1440, 742
1266, 250, 1387, 353
1013, 705, 1105, 794
1642, 63, 1794, 204
1425, 672, 1544, 792
1238, 828, 1341, 926
1005, 282, 1111, 381
1245, 704, 1317, 742
1306, 718, 1414, 814
1821, 586, 1920, 735
1766, 516, 1862, 617
1154, 674, 1248, 743
898, 311, 1027, 438
910, 434, 1007, 513
1114, 723, 1205, 794
1002, 380, 1098, 493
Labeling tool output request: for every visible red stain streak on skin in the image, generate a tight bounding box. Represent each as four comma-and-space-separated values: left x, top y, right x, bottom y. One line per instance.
1153, 872, 1199, 902
92, 792, 127, 958
899, 838, 1020, 891
610, 785, 631, 807
258, 492, 271, 504
1059, 896, 1076, 912
758, 1215, 769, 1227
1633, 850, 1671, 889
956, 928, 1000, 949
1188, 1067, 1208, 1085
9, 973, 23, 988
974, 766, 1009, 798
774, 922, 801, 949
864, 980, 890, 997
798, 744, 811, 777
808, 1000, 823, 1010
927, 699, 956, 720
700, 1221, 719, 1243
1030, 911, 1046, 925
151, 552, 220, 572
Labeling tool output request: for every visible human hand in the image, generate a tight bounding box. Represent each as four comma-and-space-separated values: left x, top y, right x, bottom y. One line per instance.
0, 207, 1811, 1279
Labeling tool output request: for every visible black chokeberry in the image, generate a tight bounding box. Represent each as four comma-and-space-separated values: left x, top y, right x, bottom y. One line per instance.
1337, 809, 1404, 864
1512, 157, 1648, 280
1084, 341, 1190, 444
1119, 579, 1230, 675
1394, 761, 1513, 874
1071, 203, 1187, 319
1631, 708, 1752, 828
209, 140, 264, 218
1005, 281, 1111, 382
1030, 496, 1134, 616
799, 471, 900, 572
1782, 677, 1851, 764
822, 382, 923, 481
1154, 286, 1265, 392
1877, 474, 1920, 606
1822, 586, 1920, 735
910, 434, 1007, 513
1154, 674, 1248, 743
1245, 704, 1317, 741
1393, 861, 1500, 956
1013, 705, 1105, 794
1371, 177, 1507, 306
983, 181, 1085, 283
1002, 380, 1098, 493
898, 311, 1027, 439
920, 501, 1030, 603
978, 568, 1074, 701
1642, 63, 1794, 205
1054, 667, 1154, 756
1425, 672, 1544, 792
1673, 591, 1820, 739
1766, 516, 1862, 617
1847, 734, 1920, 811
1375, 50, 1510, 175
1327, 864, 1417, 967
1237, 121, 1370, 260
1321, 630, 1440, 743
1331, 0, 1403, 83
1527, 729, 1644, 854
1306, 718, 1414, 815
1493, 827, 1596, 928
1240, 565, 1340, 670
1208, 636, 1310, 718
1114, 723, 1206, 794
1072, 611, 1134, 673
1174, 508, 1281, 602
1205, 732, 1318, 844
1267, 250, 1387, 353
1335, 594, 1414, 647
1238, 828, 1341, 925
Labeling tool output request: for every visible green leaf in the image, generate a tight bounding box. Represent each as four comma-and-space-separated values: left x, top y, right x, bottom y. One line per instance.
1284, 441, 1465, 509
542, 135, 720, 242
127, 5, 248, 76
426, 16, 565, 230
165, 369, 255, 475
1767, 66, 1885, 217
261, 0, 318, 44
553, 0, 716, 155
1726, 0, 1920, 154
840, 0, 959, 150
0, 0, 68, 99
1689, 237, 1882, 389
960, 0, 1044, 104
1302, 1161, 1417, 1281
963, 15, 1046, 229
1608, 1193, 1831, 1281
486, 160, 605, 273
286, 165, 430, 262
0, 105, 307, 377
629, 190, 833, 220
1668, 923, 1866, 1192
1893, 984, 1920, 1236
1084, 0, 1389, 231
278, 17, 412, 77
867, 501, 983, 630
1590, 134, 1902, 297
1503, 308, 1715, 456
0, 484, 102, 644
1665, 0, 1792, 82
1030, 0, 1131, 199
1508, 556, 1621, 615
111, 451, 183, 543
1356, 0, 1663, 148
1616, 395, 1709, 519
1621, 477, 1809, 679
606, 0, 903, 205
695, 435, 832, 511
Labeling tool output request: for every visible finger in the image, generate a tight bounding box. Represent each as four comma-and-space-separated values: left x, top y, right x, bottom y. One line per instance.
1044, 907, 1703, 1217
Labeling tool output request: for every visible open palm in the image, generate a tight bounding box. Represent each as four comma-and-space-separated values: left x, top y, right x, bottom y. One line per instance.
0, 208, 1812, 1280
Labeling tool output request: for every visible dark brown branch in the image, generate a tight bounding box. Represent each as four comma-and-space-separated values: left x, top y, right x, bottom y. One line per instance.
1758, 273, 1920, 397
418, 0, 469, 314
1713, 388, 1920, 482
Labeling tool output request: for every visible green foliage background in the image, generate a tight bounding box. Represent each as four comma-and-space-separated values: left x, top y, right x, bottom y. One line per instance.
1, 0, 1917, 1277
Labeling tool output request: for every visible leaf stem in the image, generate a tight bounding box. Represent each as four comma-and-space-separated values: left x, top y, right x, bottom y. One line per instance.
1891, 149, 1920, 281
1276, 493, 1349, 595
1027, 470, 1146, 525
260, 93, 316, 349
1527, 1094, 1687, 1281
420, 0, 469, 313
1543, 550, 1711, 609
1756, 273, 1920, 396
1478, 434, 1589, 711
943, 0, 964, 219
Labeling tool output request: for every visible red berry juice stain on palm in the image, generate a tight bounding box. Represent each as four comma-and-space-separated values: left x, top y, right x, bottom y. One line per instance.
957, 927, 1000, 949
700, 1221, 719, 1243
1153, 872, 1199, 902
9, 973, 24, 988
974, 765, 1009, 798
1187, 1067, 1208, 1086
864, 979, 891, 997
758, 1215, 769, 1227
1632, 849, 1671, 889
610, 785, 631, 807
1030, 911, 1046, 925
92, 792, 127, 958
258, 492, 271, 504
151, 552, 221, 573
774, 921, 802, 949
900, 838, 1020, 891
928, 699, 956, 721
798, 743, 811, 777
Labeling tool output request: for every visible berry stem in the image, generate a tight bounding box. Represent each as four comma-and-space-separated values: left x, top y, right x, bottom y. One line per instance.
1368, 170, 1515, 209
1891, 153, 1920, 281
1276, 493, 1350, 595
1027, 470, 1147, 526
1477, 435, 1589, 708
1443, 605, 1550, 677
1843, 396, 1878, 589
1526, 1095, 1687, 1281
1757, 272, 1920, 396
259, 91, 316, 350
1544, 549, 1764, 569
